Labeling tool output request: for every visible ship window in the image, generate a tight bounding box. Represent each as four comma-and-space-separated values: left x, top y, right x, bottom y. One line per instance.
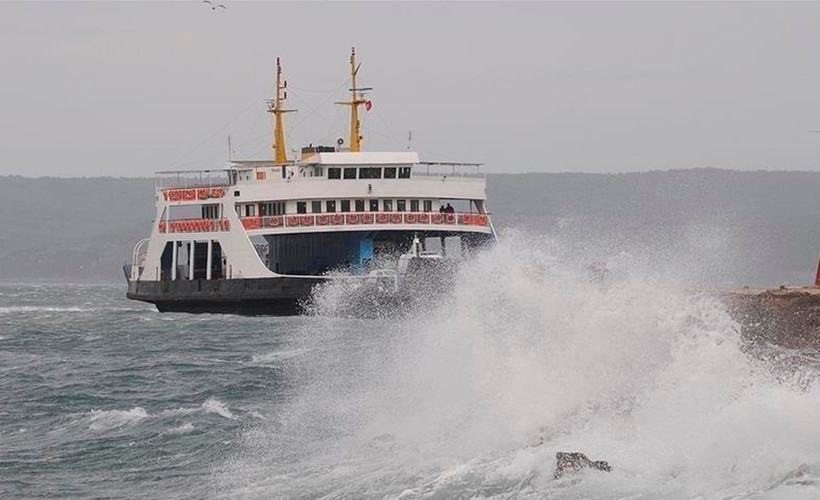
369, 199, 379, 212
396, 199, 406, 212
410, 199, 419, 212
341, 200, 351, 212
326, 200, 336, 213
297, 202, 307, 214
383, 167, 397, 179
314, 167, 323, 177
311, 201, 322, 213
356, 199, 365, 212
202, 204, 219, 219
398, 167, 411, 179
235, 205, 241, 217
245, 204, 256, 217
328, 168, 341, 179
343, 168, 357, 179
423, 200, 433, 212
383, 199, 393, 212
359, 167, 381, 179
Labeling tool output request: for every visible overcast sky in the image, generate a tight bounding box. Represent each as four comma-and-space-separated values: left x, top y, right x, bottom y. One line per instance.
2, 1, 820, 177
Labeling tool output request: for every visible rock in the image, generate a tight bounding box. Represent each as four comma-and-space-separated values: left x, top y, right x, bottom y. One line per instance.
554, 451, 611, 479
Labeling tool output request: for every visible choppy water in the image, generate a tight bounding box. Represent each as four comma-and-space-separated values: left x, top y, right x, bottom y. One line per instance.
3, 236, 820, 499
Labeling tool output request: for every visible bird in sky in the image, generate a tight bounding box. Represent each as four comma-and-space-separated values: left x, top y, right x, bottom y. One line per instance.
202, 0, 226, 11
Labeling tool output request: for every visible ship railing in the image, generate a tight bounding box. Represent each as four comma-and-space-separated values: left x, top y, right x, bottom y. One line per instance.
130, 238, 150, 281
158, 218, 231, 233
413, 162, 484, 179
238, 211, 491, 230
155, 169, 232, 191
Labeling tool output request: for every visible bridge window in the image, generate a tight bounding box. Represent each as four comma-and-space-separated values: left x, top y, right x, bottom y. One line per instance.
383, 199, 393, 212
369, 199, 379, 212
343, 168, 357, 179
297, 202, 307, 214
341, 200, 351, 212
328, 168, 341, 179
245, 204, 256, 217
356, 199, 365, 212
326, 200, 336, 213
396, 199, 406, 212
398, 167, 411, 179
410, 199, 419, 212
384, 167, 397, 179
423, 200, 433, 212
359, 167, 382, 179
311, 201, 322, 213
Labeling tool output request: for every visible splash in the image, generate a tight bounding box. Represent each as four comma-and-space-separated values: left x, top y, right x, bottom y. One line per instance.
218, 232, 820, 499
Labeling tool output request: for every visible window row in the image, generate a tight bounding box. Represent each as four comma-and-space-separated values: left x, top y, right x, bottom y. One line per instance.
327, 166, 412, 180
296, 199, 435, 214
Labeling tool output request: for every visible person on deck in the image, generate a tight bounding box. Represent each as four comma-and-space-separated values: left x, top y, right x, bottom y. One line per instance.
445, 203, 454, 213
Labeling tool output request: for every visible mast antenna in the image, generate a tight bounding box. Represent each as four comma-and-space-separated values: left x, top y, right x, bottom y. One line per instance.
267, 57, 296, 164
335, 47, 372, 152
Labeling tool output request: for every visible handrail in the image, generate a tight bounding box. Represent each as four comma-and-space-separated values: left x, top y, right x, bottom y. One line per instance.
239, 211, 490, 230
158, 218, 231, 233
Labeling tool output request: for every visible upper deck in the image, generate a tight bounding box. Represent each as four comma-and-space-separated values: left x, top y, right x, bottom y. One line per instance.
155, 151, 487, 204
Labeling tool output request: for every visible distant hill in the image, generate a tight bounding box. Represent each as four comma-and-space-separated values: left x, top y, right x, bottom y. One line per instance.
1, 169, 818, 285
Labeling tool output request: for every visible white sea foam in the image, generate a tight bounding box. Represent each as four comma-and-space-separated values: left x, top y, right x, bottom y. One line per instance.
202, 398, 235, 420
87, 407, 149, 431
164, 422, 195, 435
250, 348, 310, 365
219, 233, 820, 498
0, 306, 88, 315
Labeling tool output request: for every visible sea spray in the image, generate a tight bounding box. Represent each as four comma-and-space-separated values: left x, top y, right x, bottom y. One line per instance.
219, 233, 820, 499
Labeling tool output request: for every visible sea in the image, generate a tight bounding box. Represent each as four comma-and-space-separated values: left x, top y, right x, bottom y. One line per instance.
2, 236, 820, 499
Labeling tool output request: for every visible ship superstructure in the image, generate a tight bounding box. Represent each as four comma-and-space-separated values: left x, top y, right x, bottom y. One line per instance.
126, 49, 496, 314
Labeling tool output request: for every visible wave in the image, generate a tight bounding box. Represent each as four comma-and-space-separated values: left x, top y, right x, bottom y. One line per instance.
87, 407, 149, 431
219, 232, 820, 498
250, 349, 310, 365
0, 306, 90, 315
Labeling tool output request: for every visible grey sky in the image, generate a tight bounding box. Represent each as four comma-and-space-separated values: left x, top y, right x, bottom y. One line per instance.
2, 1, 820, 177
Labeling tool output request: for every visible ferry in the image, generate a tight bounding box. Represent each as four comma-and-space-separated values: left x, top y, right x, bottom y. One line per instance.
125, 49, 496, 314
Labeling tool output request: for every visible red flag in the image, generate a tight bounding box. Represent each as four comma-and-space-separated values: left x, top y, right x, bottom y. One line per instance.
364, 100, 372, 111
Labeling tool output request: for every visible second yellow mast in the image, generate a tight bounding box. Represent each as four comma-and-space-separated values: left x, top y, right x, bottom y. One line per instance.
268, 57, 296, 163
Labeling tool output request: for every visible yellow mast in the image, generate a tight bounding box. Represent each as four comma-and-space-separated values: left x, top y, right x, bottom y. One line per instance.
335, 47, 371, 152
267, 57, 296, 163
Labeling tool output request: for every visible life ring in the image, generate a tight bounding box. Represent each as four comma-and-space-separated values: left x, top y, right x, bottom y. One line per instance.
360, 213, 373, 224
317, 214, 329, 226
391, 213, 402, 224
183, 190, 196, 201
376, 213, 389, 224
445, 213, 456, 224
210, 187, 225, 198
477, 215, 488, 226
270, 216, 282, 227
432, 213, 443, 224
346, 213, 359, 224
418, 213, 429, 223
286, 216, 300, 227
331, 214, 344, 225
404, 213, 417, 224
197, 189, 210, 200
300, 215, 314, 226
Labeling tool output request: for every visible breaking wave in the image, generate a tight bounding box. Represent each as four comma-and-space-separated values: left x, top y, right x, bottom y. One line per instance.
219, 232, 820, 499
